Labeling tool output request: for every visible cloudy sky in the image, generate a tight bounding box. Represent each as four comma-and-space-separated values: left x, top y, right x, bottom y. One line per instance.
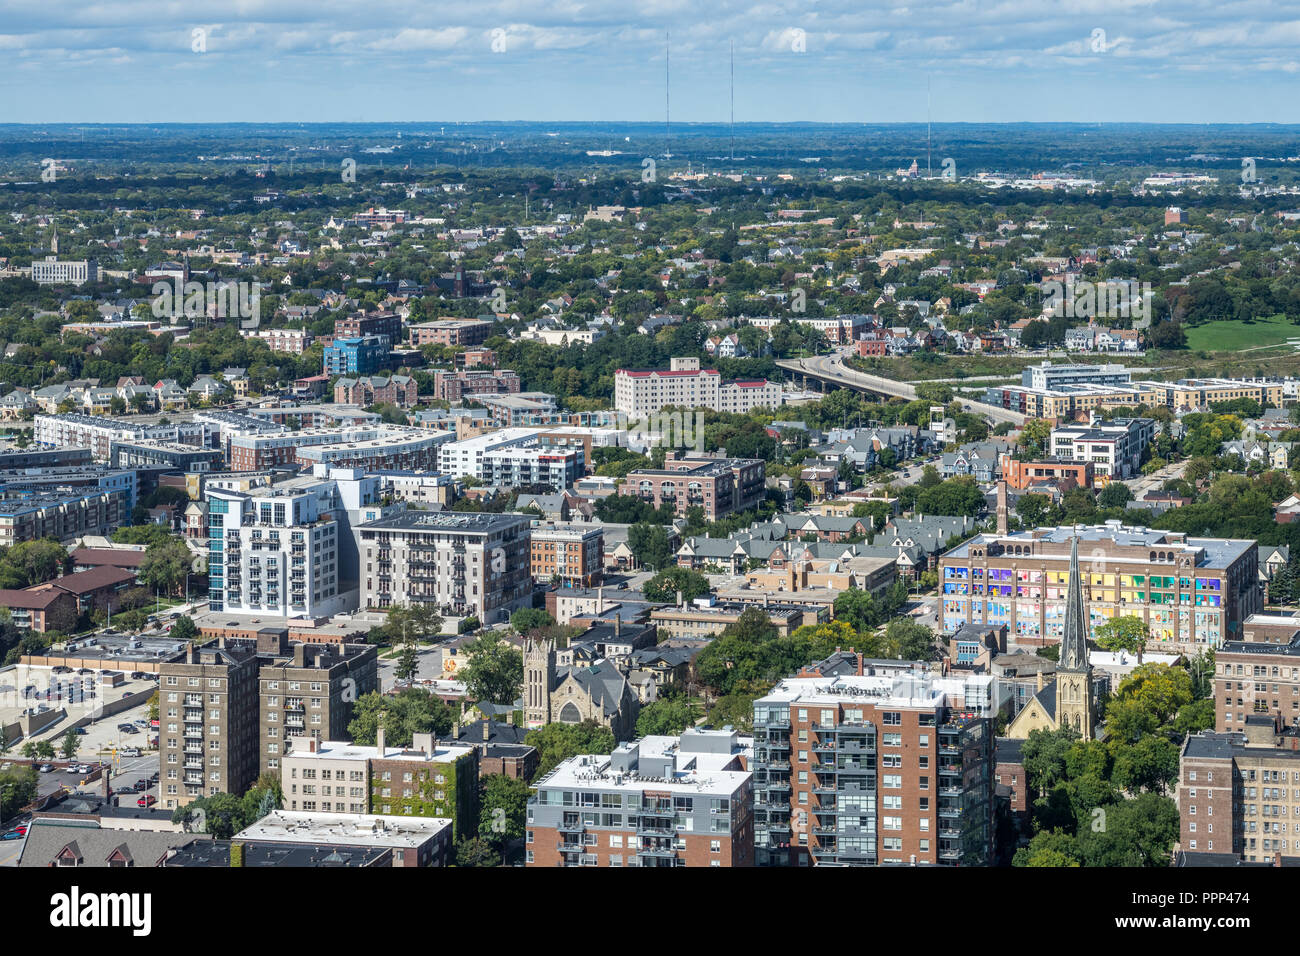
4, 0, 1300, 124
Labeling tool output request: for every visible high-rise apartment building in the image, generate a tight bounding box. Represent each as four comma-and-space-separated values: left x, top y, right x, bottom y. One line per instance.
1179, 721, 1300, 863
207, 467, 385, 618
159, 641, 260, 810
357, 511, 532, 623
159, 634, 378, 810
526, 729, 754, 868
253, 633, 378, 776
752, 669, 996, 867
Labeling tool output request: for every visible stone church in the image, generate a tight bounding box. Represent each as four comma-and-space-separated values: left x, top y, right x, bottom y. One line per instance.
1008, 535, 1099, 740
524, 637, 640, 741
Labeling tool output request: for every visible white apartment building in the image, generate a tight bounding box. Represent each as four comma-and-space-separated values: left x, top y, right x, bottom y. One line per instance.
34, 413, 208, 460
437, 428, 582, 490
1049, 416, 1157, 483
31, 256, 99, 286
207, 467, 385, 619
614, 357, 784, 419
357, 510, 532, 623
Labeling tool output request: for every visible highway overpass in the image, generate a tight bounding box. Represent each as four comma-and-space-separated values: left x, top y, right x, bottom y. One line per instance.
777, 353, 1027, 427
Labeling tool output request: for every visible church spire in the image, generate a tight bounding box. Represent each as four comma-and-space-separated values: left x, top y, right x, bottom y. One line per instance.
1060, 534, 1089, 671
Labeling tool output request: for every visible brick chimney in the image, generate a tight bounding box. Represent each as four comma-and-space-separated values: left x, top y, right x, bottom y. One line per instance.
482, 720, 491, 742
996, 480, 1008, 535
376, 724, 386, 756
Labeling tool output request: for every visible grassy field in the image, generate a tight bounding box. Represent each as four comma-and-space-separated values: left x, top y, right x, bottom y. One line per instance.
1184, 315, 1300, 353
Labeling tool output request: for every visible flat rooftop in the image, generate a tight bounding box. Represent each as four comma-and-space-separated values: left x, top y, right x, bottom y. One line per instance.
233, 810, 452, 849
286, 739, 474, 764
942, 523, 1256, 569
756, 672, 992, 709
360, 510, 530, 533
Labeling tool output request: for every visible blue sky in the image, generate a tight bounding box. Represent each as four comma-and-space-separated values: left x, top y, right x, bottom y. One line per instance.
4, 0, 1300, 123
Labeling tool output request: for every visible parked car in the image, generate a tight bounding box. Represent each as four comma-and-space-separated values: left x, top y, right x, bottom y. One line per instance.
1, 830, 23, 840
64, 764, 81, 774
38, 764, 53, 773
136, 794, 156, 808
135, 777, 151, 789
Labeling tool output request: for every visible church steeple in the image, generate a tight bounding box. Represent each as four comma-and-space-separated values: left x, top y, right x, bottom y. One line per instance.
1054, 532, 1095, 739
1060, 534, 1089, 671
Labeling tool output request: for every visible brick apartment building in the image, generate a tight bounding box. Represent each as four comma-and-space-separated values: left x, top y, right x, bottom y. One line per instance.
281, 730, 479, 839
432, 367, 522, 402
333, 374, 419, 408
998, 455, 1094, 491
159, 640, 261, 810
938, 524, 1260, 655
1179, 721, 1300, 863
751, 669, 995, 867
357, 511, 533, 624
530, 524, 604, 588
456, 348, 497, 369
334, 312, 402, 349
158, 634, 377, 810
1216, 614, 1300, 734
526, 729, 754, 867
408, 318, 493, 348
618, 453, 766, 521
251, 631, 378, 776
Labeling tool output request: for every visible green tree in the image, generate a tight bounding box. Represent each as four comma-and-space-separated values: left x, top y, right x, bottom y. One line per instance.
459, 634, 524, 706
525, 720, 616, 777
59, 732, 79, 761
0, 763, 38, 821
170, 615, 197, 643
478, 773, 531, 847
626, 522, 674, 571
511, 608, 556, 633
394, 639, 420, 684
139, 537, 193, 597
880, 618, 937, 661
346, 688, 454, 746
1012, 829, 1083, 867
1076, 793, 1180, 867
1094, 615, 1150, 664
171, 791, 247, 839
1111, 736, 1180, 794
635, 697, 701, 737
455, 836, 502, 867
642, 566, 710, 603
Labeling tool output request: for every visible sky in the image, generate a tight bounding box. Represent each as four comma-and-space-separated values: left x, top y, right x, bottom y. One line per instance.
4, 0, 1300, 124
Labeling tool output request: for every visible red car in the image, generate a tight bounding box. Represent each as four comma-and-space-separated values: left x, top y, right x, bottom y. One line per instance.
136, 794, 156, 808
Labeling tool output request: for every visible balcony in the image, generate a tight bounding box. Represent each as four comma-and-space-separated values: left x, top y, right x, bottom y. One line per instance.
638, 846, 678, 859
635, 822, 675, 836
558, 820, 585, 833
